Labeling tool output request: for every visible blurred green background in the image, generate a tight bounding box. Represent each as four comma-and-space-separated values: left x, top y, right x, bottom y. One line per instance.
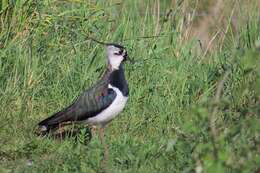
0, 0, 259, 172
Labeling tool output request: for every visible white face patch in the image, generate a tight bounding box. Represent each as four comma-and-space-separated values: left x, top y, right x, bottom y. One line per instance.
108, 55, 124, 70
106, 45, 124, 70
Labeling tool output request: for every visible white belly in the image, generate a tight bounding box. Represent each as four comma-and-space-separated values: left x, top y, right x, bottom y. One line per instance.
86, 85, 128, 126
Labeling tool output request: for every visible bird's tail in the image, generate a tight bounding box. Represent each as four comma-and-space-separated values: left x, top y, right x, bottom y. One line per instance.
36, 105, 75, 135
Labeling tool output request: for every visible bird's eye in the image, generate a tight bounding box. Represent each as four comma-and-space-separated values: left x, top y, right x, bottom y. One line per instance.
114, 49, 123, 55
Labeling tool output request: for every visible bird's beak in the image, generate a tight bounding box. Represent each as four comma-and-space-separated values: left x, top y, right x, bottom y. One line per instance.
123, 52, 128, 61
123, 52, 133, 63
123, 52, 134, 64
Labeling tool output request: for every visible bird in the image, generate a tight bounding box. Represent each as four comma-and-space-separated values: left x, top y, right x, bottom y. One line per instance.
37, 43, 129, 164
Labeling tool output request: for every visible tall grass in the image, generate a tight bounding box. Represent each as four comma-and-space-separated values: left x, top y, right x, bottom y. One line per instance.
0, 0, 259, 172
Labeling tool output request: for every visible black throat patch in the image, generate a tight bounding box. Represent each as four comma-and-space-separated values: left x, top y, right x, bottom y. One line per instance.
109, 65, 129, 97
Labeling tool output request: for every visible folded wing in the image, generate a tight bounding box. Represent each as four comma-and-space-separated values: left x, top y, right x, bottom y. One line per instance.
38, 80, 116, 132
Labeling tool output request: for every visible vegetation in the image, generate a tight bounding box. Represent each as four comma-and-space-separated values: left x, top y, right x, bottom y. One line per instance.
0, 0, 259, 172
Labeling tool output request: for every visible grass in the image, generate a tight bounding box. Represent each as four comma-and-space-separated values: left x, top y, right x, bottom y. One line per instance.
0, 0, 259, 172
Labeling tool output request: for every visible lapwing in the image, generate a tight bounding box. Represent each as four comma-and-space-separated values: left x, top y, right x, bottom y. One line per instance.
37, 43, 129, 163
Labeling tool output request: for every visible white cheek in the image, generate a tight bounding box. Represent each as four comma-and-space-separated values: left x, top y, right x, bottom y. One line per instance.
109, 56, 123, 70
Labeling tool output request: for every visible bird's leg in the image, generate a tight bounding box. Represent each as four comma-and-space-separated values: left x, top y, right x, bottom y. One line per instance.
53, 122, 72, 139
99, 127, 109, 170
91, 125, 97, 136
58, 123, 64, 139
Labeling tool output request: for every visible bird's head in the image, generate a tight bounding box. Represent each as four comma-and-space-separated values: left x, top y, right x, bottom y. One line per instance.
106, 44, 128, 70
